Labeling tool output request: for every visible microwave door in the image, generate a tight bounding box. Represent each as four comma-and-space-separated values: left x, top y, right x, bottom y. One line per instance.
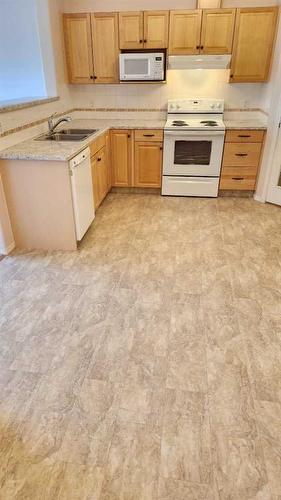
125, 57, 150, 79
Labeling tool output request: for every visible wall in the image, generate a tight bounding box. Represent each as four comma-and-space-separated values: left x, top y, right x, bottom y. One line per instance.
0, 0, 47, 101
61, 0, 278, 11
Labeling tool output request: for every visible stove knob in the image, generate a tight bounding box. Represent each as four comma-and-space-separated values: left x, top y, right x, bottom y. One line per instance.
176, 104, 180, 109
170, 104, 174, 110
210, 104, 215, 109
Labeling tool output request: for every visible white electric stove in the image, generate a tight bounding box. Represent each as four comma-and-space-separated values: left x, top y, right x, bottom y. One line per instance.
162, 98, 225, 197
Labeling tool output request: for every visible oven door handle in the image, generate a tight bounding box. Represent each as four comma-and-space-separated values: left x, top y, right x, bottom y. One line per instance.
164, 130, 225, 137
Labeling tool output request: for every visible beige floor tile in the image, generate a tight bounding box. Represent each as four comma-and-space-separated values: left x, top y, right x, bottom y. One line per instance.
0, 194, 280, 498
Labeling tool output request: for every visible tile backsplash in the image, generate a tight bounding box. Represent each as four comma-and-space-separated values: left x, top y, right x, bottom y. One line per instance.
70, 69, 270, 112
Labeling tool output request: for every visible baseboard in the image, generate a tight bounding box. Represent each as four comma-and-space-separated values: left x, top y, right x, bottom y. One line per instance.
0, 241, 15, 255
253, 193, 266, 203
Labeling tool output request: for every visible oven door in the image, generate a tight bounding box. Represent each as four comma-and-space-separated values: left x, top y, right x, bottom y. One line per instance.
163, 130, 225, 177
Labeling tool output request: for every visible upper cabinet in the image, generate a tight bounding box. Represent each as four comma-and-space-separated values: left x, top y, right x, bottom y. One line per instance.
119, 12, 143, 49
63, 13, 94, 83
169, 8, 235, 55
63, 7, 279, 85
201, 9, 235, 54
230, 7, 278, 83
63, 12, 119, 84
91, 13, 119, 83
119, 11, 169, 49
169, 11, 201, 55
144, 11, 169, 49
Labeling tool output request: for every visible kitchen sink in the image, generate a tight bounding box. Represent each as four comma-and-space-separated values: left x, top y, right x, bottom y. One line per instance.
58, 128, 98, 135
35, 128, 99, 142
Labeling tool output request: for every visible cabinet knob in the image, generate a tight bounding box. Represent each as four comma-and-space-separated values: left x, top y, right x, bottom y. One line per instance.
127, 134, 131, 138
200, 45, 204, 50
97, 157, 101, 162
94, 76, 97, 80
90, 75, 94, 79
196, 45, 200, 49
139, 39, 143, 43
144, 39, 147, 43
230, 74, 233, 78
160, 147, 163, 150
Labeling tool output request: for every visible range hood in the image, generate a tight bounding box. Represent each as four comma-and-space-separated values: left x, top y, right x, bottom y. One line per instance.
168, 54, 231, 70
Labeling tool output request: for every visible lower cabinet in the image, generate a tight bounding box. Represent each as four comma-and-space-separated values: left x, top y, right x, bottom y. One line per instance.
111, 129, 133, 187
111, 129, 163, 188
220, 129, 265, 191
134, 141, 163, 187
90, 132, 111, 209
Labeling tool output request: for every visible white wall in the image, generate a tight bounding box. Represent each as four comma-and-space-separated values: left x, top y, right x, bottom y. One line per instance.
0, 0, 47, 101
61, 0, 278, 11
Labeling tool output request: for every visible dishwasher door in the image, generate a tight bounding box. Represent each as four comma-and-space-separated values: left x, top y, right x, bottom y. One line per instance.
69, 147, 95, 241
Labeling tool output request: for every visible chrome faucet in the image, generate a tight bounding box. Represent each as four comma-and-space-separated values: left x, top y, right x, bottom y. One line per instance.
48, 115, 72, 134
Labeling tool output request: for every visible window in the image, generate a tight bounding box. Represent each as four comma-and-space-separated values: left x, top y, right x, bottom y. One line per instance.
0, 0, 57, 104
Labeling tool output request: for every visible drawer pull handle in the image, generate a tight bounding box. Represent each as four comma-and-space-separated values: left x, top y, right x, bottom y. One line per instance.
143, 134, 155, 137
238, 134, 251, 138
232, 177, 244, 180
235, 153, 248, 157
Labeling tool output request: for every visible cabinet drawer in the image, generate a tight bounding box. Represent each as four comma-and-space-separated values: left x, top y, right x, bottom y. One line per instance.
225, 130, 264, 143
221, 166, 258, 177
223, 142, 262, 167
90, 133, 106, 157
220, 176, 256, 190
134, 129, 163, 142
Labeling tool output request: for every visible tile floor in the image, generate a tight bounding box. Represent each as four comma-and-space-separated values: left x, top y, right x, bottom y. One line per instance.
0, 193, 281, 499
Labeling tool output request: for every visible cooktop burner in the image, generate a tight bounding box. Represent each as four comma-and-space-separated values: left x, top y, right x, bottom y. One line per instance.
200, 120, 218, 126
172, 120, 189, 126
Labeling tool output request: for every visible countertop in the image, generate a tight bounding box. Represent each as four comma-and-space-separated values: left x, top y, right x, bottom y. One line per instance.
224, 117, 267, 130
0, 119, 165, 162
0, 116, 267, 162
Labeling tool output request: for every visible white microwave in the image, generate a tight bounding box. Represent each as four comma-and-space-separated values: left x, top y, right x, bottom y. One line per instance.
119, 52, 165, 81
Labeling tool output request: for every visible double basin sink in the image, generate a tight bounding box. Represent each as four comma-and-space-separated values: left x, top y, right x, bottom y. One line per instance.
35, 128, 98, 142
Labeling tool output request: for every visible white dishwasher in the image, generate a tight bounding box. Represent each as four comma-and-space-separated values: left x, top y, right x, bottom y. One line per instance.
70, 147, 95, 241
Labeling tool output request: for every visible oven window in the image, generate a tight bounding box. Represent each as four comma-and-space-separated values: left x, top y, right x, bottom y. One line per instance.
124, 59, 148, 75
174, 140, 212, 165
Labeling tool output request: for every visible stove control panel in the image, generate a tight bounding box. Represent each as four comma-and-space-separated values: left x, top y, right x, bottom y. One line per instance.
168, 98, 224, 114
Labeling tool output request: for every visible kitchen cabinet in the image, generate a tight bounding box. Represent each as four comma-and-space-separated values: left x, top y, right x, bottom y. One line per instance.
230, 7, 278, 83
91, 147, 108, 209
63, 12, 119, 84
169, 9, 235, 55
111, 130, 133, 187
134, 142, 163, 188
63, 13, 94, 83
119, 12, 143, 49
90, 133, 111, 209
220, 129, 265, 191
200, 9, 235, 54
91, 13, 119, 83
144, 11, 169, 49
119, 11, 169, 49
169, 11, 202, 55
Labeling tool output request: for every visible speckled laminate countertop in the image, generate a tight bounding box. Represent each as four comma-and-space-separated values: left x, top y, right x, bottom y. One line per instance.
0, 119, 165, 162
0, 116, 267, 162
224, 118, 267, 130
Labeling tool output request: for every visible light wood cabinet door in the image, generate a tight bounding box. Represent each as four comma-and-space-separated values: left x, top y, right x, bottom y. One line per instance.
134, 142, 163, 188
111, 130, 132, 187
201, 9, 235, 54
119, 12, 143, 49
144, 11, 169, 49
105, 132, 112, 191
230, 7, 278, 83
91, 13, 119, 84
91, 147, 108, 209
63, 13, 94, 83
169, 10, 202, 55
